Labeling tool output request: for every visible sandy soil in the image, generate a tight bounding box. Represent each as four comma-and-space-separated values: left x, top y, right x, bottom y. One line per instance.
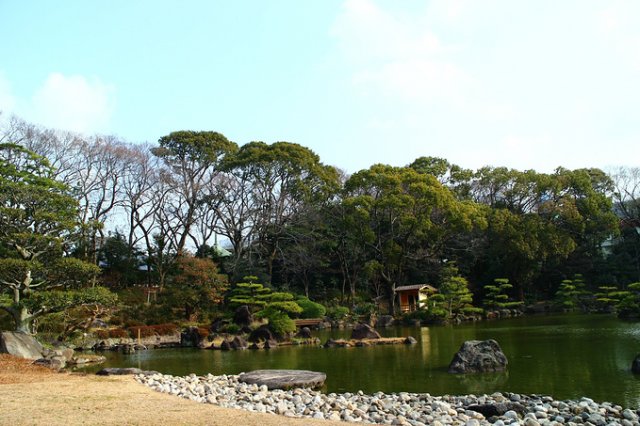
0, 354, 340, 426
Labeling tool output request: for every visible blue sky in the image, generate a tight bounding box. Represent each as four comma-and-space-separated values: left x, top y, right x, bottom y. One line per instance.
1, 0, 639, 173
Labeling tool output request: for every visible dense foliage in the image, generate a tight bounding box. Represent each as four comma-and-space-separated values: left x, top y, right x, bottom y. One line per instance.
1, 115, 639, 337
0, 142, 116, 333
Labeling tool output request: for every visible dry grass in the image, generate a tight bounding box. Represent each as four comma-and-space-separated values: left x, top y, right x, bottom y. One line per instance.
0, 354, 340, 425
0, 353, 56, 384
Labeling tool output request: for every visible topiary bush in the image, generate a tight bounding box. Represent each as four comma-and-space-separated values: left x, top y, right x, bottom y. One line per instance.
296, 297, 326, 318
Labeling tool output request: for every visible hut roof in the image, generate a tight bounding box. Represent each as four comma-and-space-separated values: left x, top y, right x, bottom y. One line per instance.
395, 284, 437, 293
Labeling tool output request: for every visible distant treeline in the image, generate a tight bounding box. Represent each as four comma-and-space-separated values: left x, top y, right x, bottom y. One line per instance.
2, 115, 639, 314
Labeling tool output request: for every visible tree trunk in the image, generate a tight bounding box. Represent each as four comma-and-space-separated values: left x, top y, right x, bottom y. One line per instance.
11, 306, 32, 334
388, 282, 397, 316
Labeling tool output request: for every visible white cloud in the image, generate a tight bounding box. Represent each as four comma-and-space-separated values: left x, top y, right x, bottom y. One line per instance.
31, 73, 115, 134
331, 0, 470, 104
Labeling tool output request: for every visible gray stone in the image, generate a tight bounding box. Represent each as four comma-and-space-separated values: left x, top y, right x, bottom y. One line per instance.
404, 336, 418, 345
231, 336, 248, 350
296, 327, 312, 339
375, 315, 396, 328
180, 327, 204, 347
263, 339, 278, 349
248, 325, 275, 343
68, 354, 106, 365
524, 418, 541, 426
0, 331, 44, 359
448, 339, 508, 374
587, 413, 606, 426
351, 323, 382, 340
622, 409, 638, 421
233, 305, 253, 327
238, 369, 326, 390
468, 403, 525, 418
34, 356, 66, 370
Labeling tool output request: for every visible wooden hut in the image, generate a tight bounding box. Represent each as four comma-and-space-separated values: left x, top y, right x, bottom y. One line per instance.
395, 284, 437, 313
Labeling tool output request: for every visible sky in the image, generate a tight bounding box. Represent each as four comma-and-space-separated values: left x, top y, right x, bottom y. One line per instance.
1, 0, 639, 174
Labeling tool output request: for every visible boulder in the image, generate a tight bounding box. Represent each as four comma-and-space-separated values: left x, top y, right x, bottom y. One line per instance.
296, 327, 312, 339
233, 305, 253, 326
231, 335, 248, 349
248, 325, 275, 343
119, 344, 136, 354
375, 315, 395, 328
0, 331, 44, 360
238, 369, 326, 390
350, 323, 382, 340
323, 338, 339, 348
220, 336, 248, 350
404, 336, 418, 345
180, 327, 204, 347
210, 318, 230, 333
467, 403, 526, 418
263, 339, 278, 349
68, 354, 106, 365
632, 355, 640, 374
34, 356, 66, 370
448, 339, 508, 374
42, 347, 75, 362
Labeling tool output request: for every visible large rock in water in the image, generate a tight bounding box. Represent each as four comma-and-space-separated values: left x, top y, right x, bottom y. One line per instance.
238, 369, 326, 390
448, 339, 508, 374
350, 323, 382, 340
0, 331, 44, 359
248, 325, 275, 343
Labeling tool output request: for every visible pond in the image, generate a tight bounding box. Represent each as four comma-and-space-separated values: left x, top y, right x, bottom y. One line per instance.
78, 314, 640, 408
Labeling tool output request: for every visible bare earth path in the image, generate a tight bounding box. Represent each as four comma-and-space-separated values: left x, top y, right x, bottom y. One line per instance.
0, 355, 339, 426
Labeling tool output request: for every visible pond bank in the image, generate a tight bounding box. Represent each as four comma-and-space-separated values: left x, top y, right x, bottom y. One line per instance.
137, 371, 640, 425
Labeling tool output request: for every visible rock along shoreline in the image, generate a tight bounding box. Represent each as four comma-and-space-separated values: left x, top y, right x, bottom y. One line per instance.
135, 372, 639, 426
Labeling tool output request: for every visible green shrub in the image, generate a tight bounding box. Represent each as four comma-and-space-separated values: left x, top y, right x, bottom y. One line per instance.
353, 302, 376, 316
403, 307, 447, 324
326, 306, 350, 320
617, 282, 640, 319
462, 306, 484, 315
296, 297, 326, 318
34, 312, 66, 334
264, 310, 296, 337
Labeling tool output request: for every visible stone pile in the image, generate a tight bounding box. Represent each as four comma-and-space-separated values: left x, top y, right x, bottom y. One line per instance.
136, 372, 639, 426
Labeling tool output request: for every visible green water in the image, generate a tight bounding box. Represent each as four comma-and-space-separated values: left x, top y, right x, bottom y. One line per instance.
79, 314, 640, 408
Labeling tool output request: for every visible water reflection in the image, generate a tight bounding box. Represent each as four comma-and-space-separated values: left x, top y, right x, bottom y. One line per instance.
78, 314, 640, 408
420, 327, 431, 361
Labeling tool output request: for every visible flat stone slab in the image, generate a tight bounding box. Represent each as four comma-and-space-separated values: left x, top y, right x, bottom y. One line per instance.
238, 369, 326, 390
96, 367, 159, 376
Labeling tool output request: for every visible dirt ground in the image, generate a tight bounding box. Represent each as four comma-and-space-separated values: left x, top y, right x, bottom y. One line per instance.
0, 354, 341, 426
